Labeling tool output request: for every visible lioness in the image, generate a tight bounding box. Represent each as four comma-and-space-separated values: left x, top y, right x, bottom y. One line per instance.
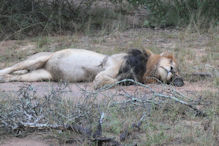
0, 48, 184, 88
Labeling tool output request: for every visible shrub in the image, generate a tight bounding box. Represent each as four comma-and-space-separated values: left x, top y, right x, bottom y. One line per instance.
132, 0, 219, 28
0, 0, 218, 39
0, 0, 97, 39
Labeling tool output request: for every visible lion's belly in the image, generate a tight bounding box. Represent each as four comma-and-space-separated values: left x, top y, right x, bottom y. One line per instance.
45, 49, 106, 82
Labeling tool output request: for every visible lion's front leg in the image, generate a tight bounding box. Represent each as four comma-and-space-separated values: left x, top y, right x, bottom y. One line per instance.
144, 77, 159, 84
93, 72, 117, 89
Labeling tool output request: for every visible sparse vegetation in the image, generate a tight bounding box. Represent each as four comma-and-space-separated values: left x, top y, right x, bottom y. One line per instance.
0, 0, 134, 40
0, 0, 219, 145
1, 0, 218, 40
1, 79, 217, 145
147, 0, 219, 28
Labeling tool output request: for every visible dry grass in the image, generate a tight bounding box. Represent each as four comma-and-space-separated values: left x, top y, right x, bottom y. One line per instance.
0, 27, 219, 145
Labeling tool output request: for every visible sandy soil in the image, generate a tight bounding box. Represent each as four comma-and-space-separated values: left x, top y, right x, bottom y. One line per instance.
1, 138, 49, 146
0, 81, 214, 102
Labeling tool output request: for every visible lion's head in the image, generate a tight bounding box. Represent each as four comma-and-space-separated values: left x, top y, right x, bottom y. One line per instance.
143, 49, 184, 87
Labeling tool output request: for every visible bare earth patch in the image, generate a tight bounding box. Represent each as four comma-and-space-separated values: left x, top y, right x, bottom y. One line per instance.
0, 81, 216, 101
1, 137, 49, 146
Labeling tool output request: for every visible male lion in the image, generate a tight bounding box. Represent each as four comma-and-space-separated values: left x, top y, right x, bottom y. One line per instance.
0, 48, 184, 88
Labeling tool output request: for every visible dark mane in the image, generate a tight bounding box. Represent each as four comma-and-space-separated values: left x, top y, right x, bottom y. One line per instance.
117, 49, 149, 85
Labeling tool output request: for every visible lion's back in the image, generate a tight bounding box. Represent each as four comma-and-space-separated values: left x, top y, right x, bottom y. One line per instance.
45, 49, 106, 82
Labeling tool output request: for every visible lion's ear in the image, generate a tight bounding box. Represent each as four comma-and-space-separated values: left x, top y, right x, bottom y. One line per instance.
160, 51, 174, 59
144, 49, 153, 57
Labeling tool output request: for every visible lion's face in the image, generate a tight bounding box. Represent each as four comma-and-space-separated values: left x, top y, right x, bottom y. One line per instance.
157, 52, 184, 86
144, 50, 184, 87
158, 56, 177, 82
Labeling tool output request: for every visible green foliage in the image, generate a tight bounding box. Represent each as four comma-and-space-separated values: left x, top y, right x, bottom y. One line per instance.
108, 0, 219, 28
1, 0, 218, 39
0, 0, 100, 39
140, 0, 219, 28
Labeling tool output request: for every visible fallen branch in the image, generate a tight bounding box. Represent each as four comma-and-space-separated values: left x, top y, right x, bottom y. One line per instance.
120, 112, 146, 142
91, 137, 121, 146
183, 72, 213, 82
184, 72, 213, 78
154, 93, 207, 117
13, 122, 92, 136
93, 112, 105, 138
98, 79, 207, 117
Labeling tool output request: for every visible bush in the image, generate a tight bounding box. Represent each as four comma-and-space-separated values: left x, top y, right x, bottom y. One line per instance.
137, 0, 219, 28
0, 0, 218, 40
112, 0, 219, 28
0, 0, 98, 39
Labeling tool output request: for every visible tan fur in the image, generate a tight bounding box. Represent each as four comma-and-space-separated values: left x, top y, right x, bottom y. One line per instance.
0, 49, 126, 89
143, 49, 179, 84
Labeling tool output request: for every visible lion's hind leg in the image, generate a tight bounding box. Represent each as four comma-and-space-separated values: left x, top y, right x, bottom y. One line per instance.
0, 52, 52, 75
0, 69, 52, 82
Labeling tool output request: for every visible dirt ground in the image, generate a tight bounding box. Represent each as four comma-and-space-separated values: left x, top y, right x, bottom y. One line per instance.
0, 81, 216, 99
1, 137, 49, 146
0, 28, 218, 145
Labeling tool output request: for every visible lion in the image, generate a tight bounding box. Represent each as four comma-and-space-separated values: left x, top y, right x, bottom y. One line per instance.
0, 48, 184, 88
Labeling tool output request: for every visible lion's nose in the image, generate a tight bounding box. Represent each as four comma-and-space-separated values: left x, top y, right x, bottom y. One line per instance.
170, 66, 176, 74
170, 66, 173, 72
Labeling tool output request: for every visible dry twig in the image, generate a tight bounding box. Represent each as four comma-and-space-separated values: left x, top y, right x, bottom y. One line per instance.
0, 79, 207, 144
